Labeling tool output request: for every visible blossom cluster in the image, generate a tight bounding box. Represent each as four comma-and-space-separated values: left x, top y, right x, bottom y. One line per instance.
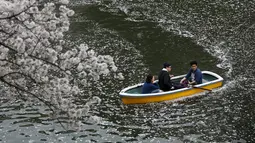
0, 0, 119, 124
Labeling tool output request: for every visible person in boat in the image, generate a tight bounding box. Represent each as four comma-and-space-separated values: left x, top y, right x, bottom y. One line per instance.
142, 74, 161, 94
158, 63, 176, 91
180, 61, 203, 85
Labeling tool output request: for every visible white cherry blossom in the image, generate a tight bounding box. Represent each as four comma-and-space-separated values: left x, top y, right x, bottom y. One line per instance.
0, 0, 120, 127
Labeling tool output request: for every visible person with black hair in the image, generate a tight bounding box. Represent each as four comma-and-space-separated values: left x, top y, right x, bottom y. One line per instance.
158, 62, 175, 91
180, 61, 203, 85
142, 74, 160, 94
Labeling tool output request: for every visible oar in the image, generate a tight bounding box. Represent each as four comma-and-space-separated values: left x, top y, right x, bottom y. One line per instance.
192, 86, 212, 92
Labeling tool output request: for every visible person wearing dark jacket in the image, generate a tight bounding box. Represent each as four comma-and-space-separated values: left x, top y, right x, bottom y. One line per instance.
142, 74, 160, 94
158, 63, 174, 91
180, 61, 203, 85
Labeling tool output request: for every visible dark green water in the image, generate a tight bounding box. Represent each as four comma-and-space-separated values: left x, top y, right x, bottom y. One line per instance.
1, 0, 255, 142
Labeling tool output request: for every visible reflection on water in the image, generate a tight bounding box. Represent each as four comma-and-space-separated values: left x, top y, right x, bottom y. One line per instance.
1, 0, 255, 142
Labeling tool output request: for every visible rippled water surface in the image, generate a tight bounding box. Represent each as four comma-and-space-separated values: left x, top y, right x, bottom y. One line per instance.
1, 0, 255, 142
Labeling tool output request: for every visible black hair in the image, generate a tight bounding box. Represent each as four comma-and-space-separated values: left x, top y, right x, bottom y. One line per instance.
146, 74, 153, 83
163, 62, 171, 68
190, 61, 198, 66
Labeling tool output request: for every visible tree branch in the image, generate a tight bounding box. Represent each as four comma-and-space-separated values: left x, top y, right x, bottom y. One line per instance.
0, 71, 37, 84
0, 29, 9, 35
0, 5, 34, 20
0, 77, 55, 111
0, 77, 67, 130
0, 58, 20, 66
0, 42, 18, 52
28, 54, 68, 73
0, 42, 69, 75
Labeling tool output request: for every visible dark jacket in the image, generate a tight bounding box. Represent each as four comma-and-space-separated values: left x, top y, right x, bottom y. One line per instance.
185, 68, 203, 84
142, 82, 159, 94
158, 69, 173, 91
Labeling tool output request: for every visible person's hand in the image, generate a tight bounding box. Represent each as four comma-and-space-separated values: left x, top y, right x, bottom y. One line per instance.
180, 78, 185, 83
188, 81, 195, 85
170, 74, 174, 78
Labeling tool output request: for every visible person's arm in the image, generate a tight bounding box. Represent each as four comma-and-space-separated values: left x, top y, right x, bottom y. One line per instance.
189, 70, 202, 85
194, 70, 202, 84
153, 82, 159, 87
164, 74, 172, 88
188, 80, 196, 85
151, 84, 159, 90
180, 77, 187, 83
180, 69, 191, 83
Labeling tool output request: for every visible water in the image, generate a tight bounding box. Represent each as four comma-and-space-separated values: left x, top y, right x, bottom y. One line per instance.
1, 0, 255, 142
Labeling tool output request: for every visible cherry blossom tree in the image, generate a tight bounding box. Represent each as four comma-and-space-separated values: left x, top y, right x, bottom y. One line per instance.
0, 0, 119, 127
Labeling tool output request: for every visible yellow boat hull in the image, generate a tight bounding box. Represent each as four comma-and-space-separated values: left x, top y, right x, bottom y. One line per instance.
121, 80, 223, 104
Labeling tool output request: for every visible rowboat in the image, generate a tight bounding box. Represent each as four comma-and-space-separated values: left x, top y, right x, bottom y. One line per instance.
119, 71, 223, 104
